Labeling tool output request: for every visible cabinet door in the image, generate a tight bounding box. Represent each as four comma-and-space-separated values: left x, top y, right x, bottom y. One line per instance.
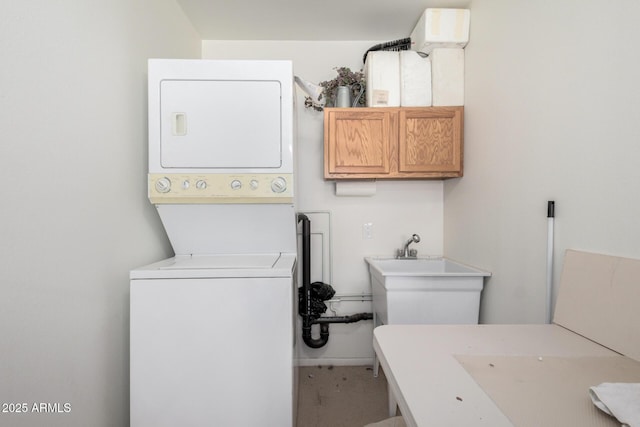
325, 110, 392, 176
398, 107, 463, 174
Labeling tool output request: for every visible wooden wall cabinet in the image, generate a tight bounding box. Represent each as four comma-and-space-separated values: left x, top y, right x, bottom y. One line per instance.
323, 106, 463, 179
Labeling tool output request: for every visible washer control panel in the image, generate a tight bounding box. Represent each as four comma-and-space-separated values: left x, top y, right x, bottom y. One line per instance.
148, 173, 293, 204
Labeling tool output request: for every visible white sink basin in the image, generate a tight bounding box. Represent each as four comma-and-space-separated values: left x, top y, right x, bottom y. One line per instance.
365, 257, 491, 277
365, 257, 491, 325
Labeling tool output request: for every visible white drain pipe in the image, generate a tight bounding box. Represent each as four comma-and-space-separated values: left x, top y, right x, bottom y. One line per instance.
546, 201, 555, 324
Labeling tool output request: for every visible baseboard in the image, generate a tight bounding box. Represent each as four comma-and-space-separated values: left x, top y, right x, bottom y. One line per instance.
297, 357, 375, 367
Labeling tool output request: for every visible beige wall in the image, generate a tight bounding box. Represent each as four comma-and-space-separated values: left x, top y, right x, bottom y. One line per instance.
0, 1, 199, 425
445, 0, 640, 323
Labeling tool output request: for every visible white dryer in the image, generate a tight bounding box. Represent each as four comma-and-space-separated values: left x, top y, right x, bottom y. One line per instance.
130, 59, 298, 427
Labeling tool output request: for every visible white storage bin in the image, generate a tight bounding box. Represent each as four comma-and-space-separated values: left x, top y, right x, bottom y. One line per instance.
364, 51, 400, 107
410, 8, 470, 54
400, 51, 432, 107
431, 48, 465, 106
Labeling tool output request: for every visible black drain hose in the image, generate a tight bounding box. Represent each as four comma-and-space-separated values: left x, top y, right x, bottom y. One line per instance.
297, 213, 372, 349
298, 213, 324, 348
313, 313, 373, 324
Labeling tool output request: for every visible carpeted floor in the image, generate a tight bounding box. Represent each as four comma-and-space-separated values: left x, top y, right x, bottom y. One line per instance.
296, 365, 392, 427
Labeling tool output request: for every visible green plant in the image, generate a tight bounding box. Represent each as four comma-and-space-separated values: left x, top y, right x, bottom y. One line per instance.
305, 67, 366, 111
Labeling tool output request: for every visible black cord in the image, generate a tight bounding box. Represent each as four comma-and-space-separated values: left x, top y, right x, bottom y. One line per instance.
363, 37, 412, 63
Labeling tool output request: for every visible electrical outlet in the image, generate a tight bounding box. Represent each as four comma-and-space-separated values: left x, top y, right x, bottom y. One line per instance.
363, 222, 373, 239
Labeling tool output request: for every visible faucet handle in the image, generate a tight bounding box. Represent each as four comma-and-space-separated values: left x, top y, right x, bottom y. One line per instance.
409, 249, 418, 258
396, 249, 404, 258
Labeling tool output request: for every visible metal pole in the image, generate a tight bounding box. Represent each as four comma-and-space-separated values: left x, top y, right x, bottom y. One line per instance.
546, 201, 555, 324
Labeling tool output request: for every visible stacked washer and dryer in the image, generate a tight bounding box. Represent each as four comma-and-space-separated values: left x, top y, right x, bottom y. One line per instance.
130, 59, 298, 426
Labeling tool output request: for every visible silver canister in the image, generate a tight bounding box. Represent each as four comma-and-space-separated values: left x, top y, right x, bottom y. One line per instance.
335, 86, 352, 108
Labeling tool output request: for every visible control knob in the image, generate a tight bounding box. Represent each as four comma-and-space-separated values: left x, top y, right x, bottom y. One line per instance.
230, 179, 242, 190
270, 177, 287, 193
155, 177, 171, 194
195, 180, 207, 190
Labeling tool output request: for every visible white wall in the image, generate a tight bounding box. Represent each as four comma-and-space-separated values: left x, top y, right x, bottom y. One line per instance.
9, 2, 636, 420
0, 2, 199, 426
445, 0, 640, 323
203, 41, 445, 364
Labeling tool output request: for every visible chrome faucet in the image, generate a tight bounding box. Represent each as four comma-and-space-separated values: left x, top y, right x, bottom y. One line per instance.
396, 234, 420, 259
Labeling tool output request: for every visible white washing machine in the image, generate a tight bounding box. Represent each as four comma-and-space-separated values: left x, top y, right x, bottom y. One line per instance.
130, 59, 298, 427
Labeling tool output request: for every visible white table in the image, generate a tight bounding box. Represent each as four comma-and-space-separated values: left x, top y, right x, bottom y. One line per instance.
373, 324, 638, 427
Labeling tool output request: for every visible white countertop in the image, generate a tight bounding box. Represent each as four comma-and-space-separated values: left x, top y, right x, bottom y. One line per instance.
373, 324, 631, 427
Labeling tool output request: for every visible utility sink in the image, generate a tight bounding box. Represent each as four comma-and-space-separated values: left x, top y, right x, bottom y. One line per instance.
365, 257, 491, 325
366, 257, 491, 278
